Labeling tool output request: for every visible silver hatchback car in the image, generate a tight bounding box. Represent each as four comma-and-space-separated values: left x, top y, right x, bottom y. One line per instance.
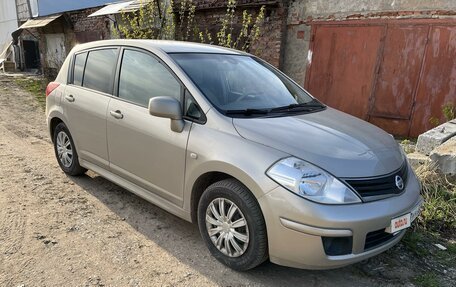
46, 40, 422, 271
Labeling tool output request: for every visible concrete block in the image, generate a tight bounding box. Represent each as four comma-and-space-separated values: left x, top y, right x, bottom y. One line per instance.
416, 120, 456, 155
2, 61, 16, 73
429, 137, 456, 175
407, 152, 430, 170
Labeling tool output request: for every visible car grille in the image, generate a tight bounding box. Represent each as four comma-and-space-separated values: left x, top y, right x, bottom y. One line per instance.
364, 229, 403, 250
344, 163, 408, 200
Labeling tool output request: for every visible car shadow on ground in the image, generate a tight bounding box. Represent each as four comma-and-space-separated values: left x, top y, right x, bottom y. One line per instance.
68, 172, 370, 286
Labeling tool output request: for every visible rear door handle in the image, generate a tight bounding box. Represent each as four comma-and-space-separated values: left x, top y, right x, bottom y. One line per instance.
110, 110, 123, 119
65, 95, 75, 102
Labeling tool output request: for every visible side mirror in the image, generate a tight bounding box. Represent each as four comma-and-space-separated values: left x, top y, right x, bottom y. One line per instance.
149, 96, 185, 133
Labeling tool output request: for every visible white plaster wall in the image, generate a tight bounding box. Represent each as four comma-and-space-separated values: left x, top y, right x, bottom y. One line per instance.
0, 0, 18, 55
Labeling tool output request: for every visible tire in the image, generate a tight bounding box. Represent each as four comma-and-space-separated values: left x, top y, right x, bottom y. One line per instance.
197, 178, 268, 271
53, 122, 87, 176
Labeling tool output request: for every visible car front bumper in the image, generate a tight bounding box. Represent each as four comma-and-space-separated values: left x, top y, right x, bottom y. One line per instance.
258, 166, 422, 269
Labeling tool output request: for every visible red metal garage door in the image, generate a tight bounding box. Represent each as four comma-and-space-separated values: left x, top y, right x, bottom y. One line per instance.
410, 25, 456, 136
306, 25, 383, 120
305, 19, 456, 137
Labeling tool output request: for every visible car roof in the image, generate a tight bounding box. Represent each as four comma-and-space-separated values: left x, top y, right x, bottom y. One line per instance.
72, 39, 246, 55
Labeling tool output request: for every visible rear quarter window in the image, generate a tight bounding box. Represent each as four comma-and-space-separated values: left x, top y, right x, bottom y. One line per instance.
72, 52, 87, 86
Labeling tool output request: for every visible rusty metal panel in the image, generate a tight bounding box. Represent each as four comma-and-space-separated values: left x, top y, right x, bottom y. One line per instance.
306, 25, 383, 119
369, 25, 428, 120
410, 25, 456, 137
369, 117, 411, 136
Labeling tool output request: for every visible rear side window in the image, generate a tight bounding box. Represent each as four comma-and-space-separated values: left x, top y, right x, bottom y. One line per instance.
118, 49, 181, 107
83, 49, 117, 94
73, 52, 87, 86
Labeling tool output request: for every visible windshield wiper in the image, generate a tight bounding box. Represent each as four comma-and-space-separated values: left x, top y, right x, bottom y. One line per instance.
225, 108, 270, 116
269, 101, 324, 113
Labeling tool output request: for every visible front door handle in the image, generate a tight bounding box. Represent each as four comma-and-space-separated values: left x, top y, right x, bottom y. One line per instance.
65, 95, 75, 102
110, 110, 123, 119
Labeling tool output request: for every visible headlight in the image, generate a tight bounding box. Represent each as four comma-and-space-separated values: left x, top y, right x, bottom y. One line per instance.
266, 157, 361, 204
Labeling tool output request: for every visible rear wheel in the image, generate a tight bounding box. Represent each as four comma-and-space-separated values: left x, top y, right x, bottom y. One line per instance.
197, 179, 268, 271
53, 123, 86, 176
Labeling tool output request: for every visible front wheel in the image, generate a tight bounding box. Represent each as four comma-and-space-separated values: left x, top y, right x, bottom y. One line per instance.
53, 122, 86, 176
197, 179, 268, 271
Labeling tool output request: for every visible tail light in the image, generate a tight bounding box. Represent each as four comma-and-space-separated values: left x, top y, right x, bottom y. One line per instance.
45, 82, 60, 97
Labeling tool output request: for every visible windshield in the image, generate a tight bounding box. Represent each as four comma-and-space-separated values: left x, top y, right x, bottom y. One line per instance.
170, 53, 323, 115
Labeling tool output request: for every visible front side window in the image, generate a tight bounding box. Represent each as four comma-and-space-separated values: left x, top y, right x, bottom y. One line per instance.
83, 48, 117, 94
73, 52, 87, 86
118, 49, 181, 107
170, 53, 324, 117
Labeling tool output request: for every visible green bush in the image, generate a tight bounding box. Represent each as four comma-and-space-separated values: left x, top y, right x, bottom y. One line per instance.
115, 0, 265, 53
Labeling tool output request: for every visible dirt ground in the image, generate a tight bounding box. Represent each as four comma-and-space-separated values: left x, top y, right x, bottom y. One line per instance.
0, 74, 452, 287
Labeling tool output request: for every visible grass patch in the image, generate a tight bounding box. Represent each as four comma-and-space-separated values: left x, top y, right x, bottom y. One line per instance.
14, 77, 47, 109
403, 230, 456, 268
412, 272, 440, 287
414, 164, 456, 236
400, 138, 417, 154
400, 163, 456, 273
402, 231, 430, 257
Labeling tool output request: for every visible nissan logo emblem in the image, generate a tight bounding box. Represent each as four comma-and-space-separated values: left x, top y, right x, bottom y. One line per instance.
395, 175, 404, 190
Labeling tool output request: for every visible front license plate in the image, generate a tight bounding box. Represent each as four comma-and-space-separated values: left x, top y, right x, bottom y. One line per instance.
386, 200, 422, 234
388, 213, 411, 233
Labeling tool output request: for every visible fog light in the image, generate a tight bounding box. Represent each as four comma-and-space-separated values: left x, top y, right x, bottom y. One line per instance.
322, 236, 353, 256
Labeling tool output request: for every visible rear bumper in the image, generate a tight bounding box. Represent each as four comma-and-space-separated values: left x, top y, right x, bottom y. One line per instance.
258, 166, 422, 269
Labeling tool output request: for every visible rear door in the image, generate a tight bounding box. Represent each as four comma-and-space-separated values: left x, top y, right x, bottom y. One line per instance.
106, 48, 190, 206
63, 47, 119, 169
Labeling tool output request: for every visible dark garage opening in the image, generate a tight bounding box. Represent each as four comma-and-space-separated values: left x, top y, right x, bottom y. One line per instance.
22, 40, 40, 69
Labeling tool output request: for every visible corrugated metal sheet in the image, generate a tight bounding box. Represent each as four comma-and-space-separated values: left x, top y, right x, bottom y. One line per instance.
88, 0, 156, 17
18, 14, 61, 29
88, 1, 134, 17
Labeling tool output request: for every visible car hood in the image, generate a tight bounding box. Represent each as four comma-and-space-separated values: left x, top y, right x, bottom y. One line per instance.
232, 108, 403, 178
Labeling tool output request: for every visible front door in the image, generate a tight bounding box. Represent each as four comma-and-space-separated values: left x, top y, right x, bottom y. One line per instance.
107, 48, 189, 206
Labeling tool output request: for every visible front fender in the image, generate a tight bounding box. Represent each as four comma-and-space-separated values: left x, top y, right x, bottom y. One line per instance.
183, 121, 287, 213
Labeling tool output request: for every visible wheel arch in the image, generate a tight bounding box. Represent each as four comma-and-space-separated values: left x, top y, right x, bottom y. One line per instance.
49, 117, 64, 143
190, 171, 234, 223
187, 161, 277, 223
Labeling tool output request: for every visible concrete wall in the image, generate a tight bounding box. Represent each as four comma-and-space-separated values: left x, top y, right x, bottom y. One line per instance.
282, 0, 456, 85
16, 0, 31, 22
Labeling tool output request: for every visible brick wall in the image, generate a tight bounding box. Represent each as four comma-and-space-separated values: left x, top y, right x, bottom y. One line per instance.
69, 7, 111, 43
192, 0, 288, 68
